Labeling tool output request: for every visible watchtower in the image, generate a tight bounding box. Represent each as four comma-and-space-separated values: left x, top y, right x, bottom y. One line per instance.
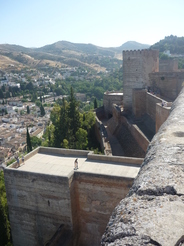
123, 49, 159, 112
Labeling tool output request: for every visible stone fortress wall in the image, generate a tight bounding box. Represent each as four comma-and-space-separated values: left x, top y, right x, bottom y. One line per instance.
123, 49, 159, 112
149, 71, 184, 101
5, 48, 184, 246
4, 147, 142, 246
103, 92, 123, 117
159, 59, 178, 72
101, 50, 184, 245
101, 86, 184, 246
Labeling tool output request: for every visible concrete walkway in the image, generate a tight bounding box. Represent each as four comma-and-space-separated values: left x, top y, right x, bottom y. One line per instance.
18, 153, 140, 179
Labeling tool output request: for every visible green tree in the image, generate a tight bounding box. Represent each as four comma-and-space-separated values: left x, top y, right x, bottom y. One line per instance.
26, 128, 32, 153
2, 85, 5, 92
0, 89, 4, 99
31, 136, 42, 149
53, 98, 68, 148
40, 104, 45, 116
76, 128, 88, 149
0, 171, 12, 246
40, 95, 42, 103
94, 98, 98, 109
27, 105, 30, 114
5, 92, 10, 98
67, 87, 80, 145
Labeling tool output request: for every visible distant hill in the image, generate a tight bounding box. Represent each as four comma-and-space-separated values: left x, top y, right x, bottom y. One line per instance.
115, 41, 150, 51
150, 35, 184, 54
0, 40, 151, 72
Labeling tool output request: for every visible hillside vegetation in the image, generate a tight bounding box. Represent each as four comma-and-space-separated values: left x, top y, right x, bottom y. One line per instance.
0, 41, 150, 72
151, 35, 184, 54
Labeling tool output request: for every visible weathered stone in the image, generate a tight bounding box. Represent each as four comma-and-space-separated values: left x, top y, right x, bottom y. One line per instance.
101, 87, 184, 246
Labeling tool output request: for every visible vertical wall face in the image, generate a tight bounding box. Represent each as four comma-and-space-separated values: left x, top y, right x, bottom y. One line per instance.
156, 103, 171, 132
103, 93, 123, 117
149, 72, 184, 101
123, 50, 159, 112
159, 59, 178, 72
4, 170, 73, 246
132, 89, 147, 118
74, 173, 134, 246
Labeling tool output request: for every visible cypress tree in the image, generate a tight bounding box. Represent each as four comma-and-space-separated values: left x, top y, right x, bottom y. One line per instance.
26, 128, 32, 153
67, 87, 80, 145
53, 98, 68, 147
27, 105, 30, 114
94, 98, 98, 109
0, 89, 4, 99
40, 104, 45, 116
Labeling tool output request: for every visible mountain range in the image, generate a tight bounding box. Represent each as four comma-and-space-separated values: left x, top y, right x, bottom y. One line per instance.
0, 41, 150, 72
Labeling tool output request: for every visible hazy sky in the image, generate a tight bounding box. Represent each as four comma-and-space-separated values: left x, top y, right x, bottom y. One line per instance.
0, 0, 183, 48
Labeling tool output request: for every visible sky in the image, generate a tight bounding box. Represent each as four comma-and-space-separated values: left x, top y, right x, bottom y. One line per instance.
0, 0, 184, 48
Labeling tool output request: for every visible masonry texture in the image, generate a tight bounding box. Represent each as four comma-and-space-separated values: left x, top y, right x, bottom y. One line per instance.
123, 50, 159, 112
101, 87, 184, 246
4, 147, 142, 246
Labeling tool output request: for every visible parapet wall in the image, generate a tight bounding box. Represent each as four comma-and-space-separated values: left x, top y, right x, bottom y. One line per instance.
159, 59, 178, 72
103, 92, 123, 117
101, 87, 184, 246
149, 71, 184, 101
132, 89, 171, 132
146, 92, 163, 121
156, 102, 171, 132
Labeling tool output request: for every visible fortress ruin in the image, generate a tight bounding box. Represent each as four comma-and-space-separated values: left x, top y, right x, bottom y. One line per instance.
4, 49, 184, 246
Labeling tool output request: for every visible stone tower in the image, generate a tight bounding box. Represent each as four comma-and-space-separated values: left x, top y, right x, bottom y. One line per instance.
123, 49, 159, 112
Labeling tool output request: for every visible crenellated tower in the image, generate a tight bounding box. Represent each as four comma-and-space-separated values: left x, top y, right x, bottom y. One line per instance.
123, 49, 159, 112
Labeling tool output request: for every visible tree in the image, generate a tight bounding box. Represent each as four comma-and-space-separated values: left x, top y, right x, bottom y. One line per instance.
53, 98, 68, 148
76, 128, 88, 149
31, 136, 42, 149
67, 87, 80, 144
40, 104, 45, 116
94, 98, 98, 109
26, 128, 32, 153
0, 171, 12, 246
40, 95, 42, 103
0, 89, 4, 99
27, 105, 30, 114
1, 85, 5, 92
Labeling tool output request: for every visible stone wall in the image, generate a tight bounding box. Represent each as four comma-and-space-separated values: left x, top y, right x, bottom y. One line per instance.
123, 49, 159, 112
149, 72, 184, 101
146, 92, 163, 121
101, 87, 184, 246
121, 116, 149, 153
4, 169, 73, 246
155, 102, 171, 132
74, 173, 134, 246
103, 92, 123, 117
5, 147, 141, 246
159, 59, 178, 72
132, 89, 147, 118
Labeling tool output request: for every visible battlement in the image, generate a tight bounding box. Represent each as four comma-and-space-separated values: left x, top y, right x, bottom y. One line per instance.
123, 49, 159, 59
